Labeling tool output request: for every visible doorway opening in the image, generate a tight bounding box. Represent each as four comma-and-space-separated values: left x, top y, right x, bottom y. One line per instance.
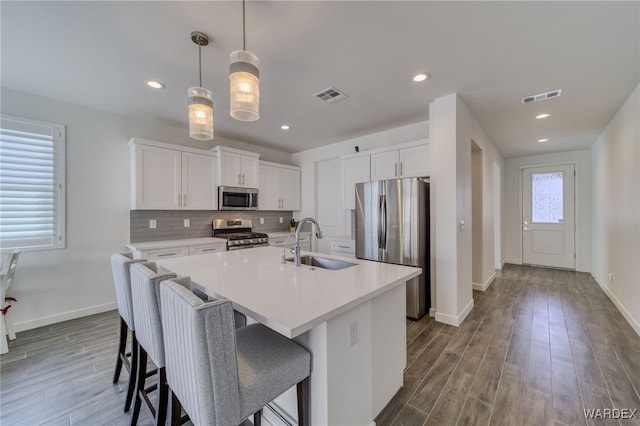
471, 140, 483, 286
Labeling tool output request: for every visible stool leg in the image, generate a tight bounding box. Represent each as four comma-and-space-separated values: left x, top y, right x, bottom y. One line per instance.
113, 317, 128, 383
5, 307, 15, 340
124, 332, 138, 412
297, 377, 310, 426
130, 342, 147, 426
168, 388, 182, 426
0, 314, 8, 354
253, 409, 262, 426
155, 367, 168, 426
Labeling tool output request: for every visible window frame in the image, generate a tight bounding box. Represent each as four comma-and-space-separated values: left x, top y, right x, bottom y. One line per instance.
0, 115, 66, 251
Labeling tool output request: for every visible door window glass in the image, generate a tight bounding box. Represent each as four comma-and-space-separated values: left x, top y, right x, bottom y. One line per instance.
531, 172, 563, 223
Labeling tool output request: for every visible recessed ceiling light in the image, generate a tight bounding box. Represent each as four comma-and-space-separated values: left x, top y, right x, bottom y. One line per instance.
537, 138, 549, 143
280, 124, 291, 130
146, 80, 165, 89
412, 73, 430, 83
535, 113, 551, 119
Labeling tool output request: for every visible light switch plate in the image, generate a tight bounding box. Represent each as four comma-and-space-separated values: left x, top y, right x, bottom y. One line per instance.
349, 321, 358, 346
149, 219, 157, 229
260, 217, 265, 225
279, 217, 283, 224
184, 219, 190, 228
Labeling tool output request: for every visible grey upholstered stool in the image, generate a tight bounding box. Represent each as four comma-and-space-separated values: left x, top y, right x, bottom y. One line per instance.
110, 253, 146, 412
129, 262, 179, 426
159, 279, 311, 426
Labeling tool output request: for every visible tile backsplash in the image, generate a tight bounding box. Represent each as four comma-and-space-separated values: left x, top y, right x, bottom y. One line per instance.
130, 210, 294, 243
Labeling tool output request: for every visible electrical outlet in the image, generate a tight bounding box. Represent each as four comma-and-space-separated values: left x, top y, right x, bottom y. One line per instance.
260, 217, 264, 225
349, 321, 358, 346
279, 217, 283, 224
459, 220, 465, 231
149, 219, 157, 229
184, 219, 190, 228
608, 272, 614, 282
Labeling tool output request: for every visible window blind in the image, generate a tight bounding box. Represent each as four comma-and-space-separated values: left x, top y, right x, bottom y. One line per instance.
0, 116, 65, 250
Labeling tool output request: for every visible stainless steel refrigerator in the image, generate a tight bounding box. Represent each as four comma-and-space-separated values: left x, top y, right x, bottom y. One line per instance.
355, 178, 430, 319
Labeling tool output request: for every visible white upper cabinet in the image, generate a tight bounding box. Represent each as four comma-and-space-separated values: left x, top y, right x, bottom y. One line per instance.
130, 138, 217, 210
370, 142, 430, 181
214, 146, 260, 188
181, 152, 217, 210
259, 161, 301, 211
342, 155, 371, 210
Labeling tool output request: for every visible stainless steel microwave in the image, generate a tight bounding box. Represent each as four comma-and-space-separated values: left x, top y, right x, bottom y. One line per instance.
218, 186, 258, 210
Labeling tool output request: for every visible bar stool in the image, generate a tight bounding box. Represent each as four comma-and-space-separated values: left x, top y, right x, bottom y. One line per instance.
110, 253, 146, 411
1, 250, 20, 354
129, 262, 178, 426
159, 279, 312, 426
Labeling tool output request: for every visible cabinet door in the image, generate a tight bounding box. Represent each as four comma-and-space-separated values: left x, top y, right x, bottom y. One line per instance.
133, 144, 181, 209
399, 144, 429, 178
370, 150, 399, 181
143, 246, 188, 260
182, 152, 217, 210
259, 164, 281, 210
281, 168, 301, 210
219, 151, 241, 186
188, 243, 226, 255
241, 155, 260, 188
342, 156, 371, 210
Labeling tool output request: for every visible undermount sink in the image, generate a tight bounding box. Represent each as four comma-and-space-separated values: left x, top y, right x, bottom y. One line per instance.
287, 255, 357, 270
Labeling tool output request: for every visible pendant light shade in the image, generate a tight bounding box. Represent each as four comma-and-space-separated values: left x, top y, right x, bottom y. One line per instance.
188, 31, 214, 140
229, 50, 260, 121
229, 0, 260, 121
188, 86, 214, 140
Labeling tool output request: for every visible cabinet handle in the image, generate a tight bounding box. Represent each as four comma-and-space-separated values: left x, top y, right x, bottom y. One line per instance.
238, 173, 242, 185
242, 174, 245, 185
394, 163, 398, 177
157, 252, 177, 257
178, 193, 181, 208
338, 245, 350, 249
400, 162, 403, 176
183, 194, 187, 207
201, 248, 218, 252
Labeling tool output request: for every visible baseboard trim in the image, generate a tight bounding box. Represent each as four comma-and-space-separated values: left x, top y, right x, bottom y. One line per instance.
434, 298, 475, 327
472, 272, 496, 292
429, 308, 436, 317
504, 258, 521, 265
14, 302, 118, 333
592, 275, 640, 338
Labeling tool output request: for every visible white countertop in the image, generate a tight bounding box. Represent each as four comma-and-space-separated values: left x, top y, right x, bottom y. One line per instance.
126, 237, 227, 251
156, 246, 420, 338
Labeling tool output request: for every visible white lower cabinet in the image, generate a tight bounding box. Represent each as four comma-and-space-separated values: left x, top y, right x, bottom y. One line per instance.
329, 239, 355, 258
188, 243, 227, 255
127, 238, 227, 260
269, 233, 310, 251
142, 246, 189, 260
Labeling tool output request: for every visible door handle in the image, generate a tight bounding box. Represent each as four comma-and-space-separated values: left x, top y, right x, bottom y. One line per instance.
377, 195, 384, 248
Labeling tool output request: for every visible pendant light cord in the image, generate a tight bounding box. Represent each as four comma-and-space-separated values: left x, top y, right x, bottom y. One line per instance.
242, 0, 246, 51
198, 43, 202, 87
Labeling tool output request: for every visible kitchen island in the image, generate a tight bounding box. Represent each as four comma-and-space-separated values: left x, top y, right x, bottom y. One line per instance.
157, 246, 421, 425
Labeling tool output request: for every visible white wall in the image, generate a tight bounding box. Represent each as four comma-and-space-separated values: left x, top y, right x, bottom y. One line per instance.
590, 83, 640, 335
429, 94, 503, 325
503, 149, 591, 272
1, 88, 292, 331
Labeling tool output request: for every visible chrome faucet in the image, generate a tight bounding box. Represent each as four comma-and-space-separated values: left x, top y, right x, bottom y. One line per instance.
293, 217, 324, 266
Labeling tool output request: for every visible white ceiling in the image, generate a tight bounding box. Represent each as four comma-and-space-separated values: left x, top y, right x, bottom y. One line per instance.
2, 1, 638, 158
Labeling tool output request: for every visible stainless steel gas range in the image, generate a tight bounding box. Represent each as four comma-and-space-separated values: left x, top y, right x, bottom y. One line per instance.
212, 219, 269, 250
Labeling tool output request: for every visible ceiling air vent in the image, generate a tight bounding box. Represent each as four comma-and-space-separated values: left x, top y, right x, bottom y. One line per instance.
521, 89, 562, 104
313, 86, 349, 104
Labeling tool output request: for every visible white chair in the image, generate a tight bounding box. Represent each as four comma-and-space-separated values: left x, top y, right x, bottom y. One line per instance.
160, 279, 311, 426
1, 250, 20, 354
110, 252, 147, 411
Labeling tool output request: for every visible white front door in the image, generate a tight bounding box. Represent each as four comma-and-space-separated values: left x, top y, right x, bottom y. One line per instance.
522, 164, 575, 269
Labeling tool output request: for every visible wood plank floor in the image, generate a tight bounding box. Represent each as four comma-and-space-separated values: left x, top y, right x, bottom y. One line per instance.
375, 264, 640, 426
1, 264, 639, 425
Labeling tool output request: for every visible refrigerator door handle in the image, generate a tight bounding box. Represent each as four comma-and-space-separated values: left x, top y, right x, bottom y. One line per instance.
381, 194, 387, 250
377, 195, 384, 249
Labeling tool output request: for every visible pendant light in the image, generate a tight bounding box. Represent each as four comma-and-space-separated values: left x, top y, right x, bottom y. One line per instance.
229, 0, 260, 121
188, 31, 214, 140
